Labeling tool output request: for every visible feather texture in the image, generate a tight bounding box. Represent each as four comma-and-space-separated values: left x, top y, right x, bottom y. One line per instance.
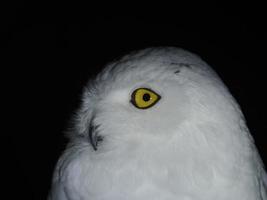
49, 47, 267, 200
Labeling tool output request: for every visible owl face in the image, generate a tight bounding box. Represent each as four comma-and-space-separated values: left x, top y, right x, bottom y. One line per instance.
92, 73, 191, 150
74, 47, 239, 154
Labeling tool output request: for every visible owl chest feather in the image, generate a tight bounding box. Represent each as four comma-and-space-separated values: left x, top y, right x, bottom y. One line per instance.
61, 141, 263, 200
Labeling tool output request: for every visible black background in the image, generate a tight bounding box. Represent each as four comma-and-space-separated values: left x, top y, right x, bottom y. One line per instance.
2, 2, 266, 199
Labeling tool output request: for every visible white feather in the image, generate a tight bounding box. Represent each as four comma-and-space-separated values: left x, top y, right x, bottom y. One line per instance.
49, 47, 267, 200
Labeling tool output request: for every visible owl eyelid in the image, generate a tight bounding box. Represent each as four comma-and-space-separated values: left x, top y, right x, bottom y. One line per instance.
130, 87, 161, 109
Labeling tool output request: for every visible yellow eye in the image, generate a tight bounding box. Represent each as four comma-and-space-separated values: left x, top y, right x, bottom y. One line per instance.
131, 88, 161, 109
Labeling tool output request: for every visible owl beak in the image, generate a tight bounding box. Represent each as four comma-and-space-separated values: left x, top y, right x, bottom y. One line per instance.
88, 119, 103, 151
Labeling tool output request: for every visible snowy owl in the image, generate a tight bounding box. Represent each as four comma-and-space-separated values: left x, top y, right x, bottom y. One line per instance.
49, 47, 267, 200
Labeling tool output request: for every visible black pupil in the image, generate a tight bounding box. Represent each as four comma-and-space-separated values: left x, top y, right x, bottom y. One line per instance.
143, 93, 151, 101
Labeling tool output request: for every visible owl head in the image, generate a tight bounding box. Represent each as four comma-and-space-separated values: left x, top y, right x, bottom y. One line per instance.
50, 47, 266, 200
68, 47, 246, 156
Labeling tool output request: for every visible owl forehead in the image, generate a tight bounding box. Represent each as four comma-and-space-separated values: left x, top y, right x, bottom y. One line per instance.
98, 55, 188, 82
96, 63, 176, 92
89, 48, 216, 100
96, 48, 211, 83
